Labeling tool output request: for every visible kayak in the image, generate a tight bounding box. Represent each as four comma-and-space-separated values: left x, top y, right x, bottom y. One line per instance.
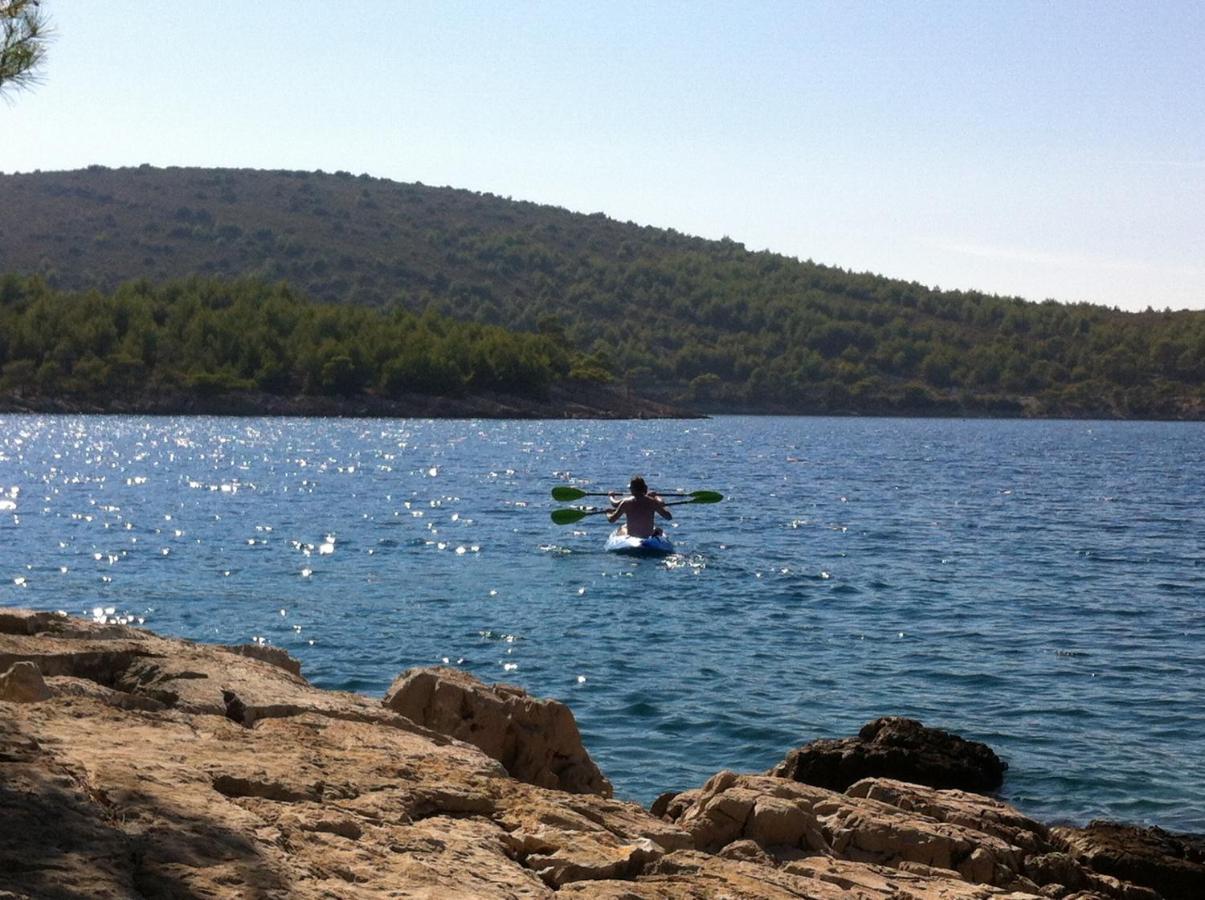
604, 527, 674, 557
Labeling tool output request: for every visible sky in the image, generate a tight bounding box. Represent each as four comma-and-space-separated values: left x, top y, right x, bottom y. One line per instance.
3, 0, 1203, 312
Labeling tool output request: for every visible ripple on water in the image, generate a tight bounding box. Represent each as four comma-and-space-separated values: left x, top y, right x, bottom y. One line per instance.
3, 415, 1204, 830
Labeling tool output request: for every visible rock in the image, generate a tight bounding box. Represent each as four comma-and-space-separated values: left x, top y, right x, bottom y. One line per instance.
1024, 852, 1090, 892
45, 675, 169, 712
0, 609, 65, 635
848, 778, 1050, 853
668, 770, 1021, 875
663, 772, 1159, 899
222, 642, 303, 676
0, 609, 1182, 899
630, 850, 1033, 899
0, 618, 440, 736
785, 855, 1041, 898
526, 836, 663, 887
717, 838, 778, 866
651, 788, 699, 822
1053, 821, 1205, 900
383, 665, 613, 796
649, 790, 679, 818
770, 716, 1007, 793
0, 661, 51, 702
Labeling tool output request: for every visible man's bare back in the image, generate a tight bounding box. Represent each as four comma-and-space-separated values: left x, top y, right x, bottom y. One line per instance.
607, 477, 671, 538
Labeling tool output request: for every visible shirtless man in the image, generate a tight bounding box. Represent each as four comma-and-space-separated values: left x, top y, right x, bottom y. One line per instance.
607, 476, 671, 538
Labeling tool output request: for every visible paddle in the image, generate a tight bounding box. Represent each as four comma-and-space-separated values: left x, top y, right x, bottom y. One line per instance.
550, 494, 722, 525
551, 486, 723, 504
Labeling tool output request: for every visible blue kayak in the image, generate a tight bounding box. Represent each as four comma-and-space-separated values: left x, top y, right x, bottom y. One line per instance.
604, 527, 674, 556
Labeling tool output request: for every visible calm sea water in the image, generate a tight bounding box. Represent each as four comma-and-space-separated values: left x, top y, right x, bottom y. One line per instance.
1, 415, 1202, 830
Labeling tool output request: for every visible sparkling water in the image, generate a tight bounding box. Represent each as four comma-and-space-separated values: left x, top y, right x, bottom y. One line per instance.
1, 415, 1202, 830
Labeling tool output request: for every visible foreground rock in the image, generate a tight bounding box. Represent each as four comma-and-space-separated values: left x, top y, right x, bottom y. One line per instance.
770, 715, 1008, 793
384, 665, 613, 797
0, 609, 1194, 898
0, 659, 51, 702
661, 772, 1161, 898
1053, 822, 1205, 899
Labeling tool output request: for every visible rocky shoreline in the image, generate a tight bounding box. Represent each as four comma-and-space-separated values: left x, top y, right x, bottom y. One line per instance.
1, 609, 1201, 899
0, 382, 700, 420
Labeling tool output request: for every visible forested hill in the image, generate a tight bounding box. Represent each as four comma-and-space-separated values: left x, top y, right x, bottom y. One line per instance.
1, 165, 1203, 418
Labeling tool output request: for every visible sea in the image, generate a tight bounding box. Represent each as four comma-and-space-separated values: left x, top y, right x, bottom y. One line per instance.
1, 414, 1202, 831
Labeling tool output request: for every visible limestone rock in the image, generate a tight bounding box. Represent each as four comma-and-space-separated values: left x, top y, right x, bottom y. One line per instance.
383, 665, 613, 796
848, 778, 1050, 853
0, 610, 1181, 899
1053, 821, 1205, 899
223, 641, 303, 676
0, 660, 51, 702
669, 770, 1022, 874
664, 771, 1160, 898
0, 608, 65, 636
785, 855, 1043, 899
770, 716, 1007, 793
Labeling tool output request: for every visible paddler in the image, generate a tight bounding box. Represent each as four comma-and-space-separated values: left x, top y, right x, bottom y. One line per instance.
606, 476, 672, 538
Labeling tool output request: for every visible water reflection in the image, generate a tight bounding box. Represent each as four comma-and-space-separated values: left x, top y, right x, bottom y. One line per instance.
0, 414, 1203, 831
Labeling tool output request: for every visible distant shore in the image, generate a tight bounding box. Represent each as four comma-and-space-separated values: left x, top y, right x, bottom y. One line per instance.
5, 388, 1205, 421
0, 383, 702, 420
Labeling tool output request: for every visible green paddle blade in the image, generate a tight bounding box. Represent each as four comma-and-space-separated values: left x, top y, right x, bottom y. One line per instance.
551, 507, 592, 525
688, 490, 723, 503
551, 486, 590, 502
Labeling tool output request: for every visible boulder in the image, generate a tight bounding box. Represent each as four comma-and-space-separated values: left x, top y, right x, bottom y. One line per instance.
668, 770, 1024, 873
222, 642, 303, 677
847, 778, 1050, 853
383, 666, 613, 797
662, 772, 1158, 899
0, 660, 51, 703
1053, 821, 1205, 900
770, 716, 1007, 793
0, 609, 65, 636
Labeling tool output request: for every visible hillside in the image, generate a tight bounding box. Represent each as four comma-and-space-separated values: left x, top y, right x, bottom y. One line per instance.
1, 166, 1203, 418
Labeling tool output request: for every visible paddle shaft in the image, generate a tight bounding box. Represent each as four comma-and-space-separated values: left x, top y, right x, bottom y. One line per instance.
551, 497, 706, 525
556, 489, 698, 498
551, 486, 723, 503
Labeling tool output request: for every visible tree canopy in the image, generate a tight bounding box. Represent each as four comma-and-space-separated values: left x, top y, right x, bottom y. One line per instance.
0, 1, 49, 97
0, 275, 597, 406
1, 167, 1203, 418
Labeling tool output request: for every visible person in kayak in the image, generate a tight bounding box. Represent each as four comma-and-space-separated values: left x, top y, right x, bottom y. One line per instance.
607, 476, 672, 538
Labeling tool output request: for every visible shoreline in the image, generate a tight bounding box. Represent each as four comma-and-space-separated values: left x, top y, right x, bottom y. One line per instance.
0, 382, 703, 420
4, 391, 1204, 423
1, 609, 1201, 898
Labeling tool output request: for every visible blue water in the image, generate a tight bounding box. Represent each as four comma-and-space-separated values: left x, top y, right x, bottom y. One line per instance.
2, 415, 1203, 831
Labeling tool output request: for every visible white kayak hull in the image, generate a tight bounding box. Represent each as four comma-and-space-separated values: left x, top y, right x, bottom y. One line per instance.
604, 528, 674, 556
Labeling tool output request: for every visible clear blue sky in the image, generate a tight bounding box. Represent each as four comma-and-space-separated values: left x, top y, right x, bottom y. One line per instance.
4, 1, 1203, 311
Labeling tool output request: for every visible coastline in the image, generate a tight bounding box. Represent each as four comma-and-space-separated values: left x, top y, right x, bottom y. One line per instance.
1, 609, 1200, 898
4, 388, 1204, 422
0, 382, 702, 420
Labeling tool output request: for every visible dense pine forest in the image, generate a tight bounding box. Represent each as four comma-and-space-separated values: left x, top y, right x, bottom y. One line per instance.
1, 166, 1202, 418
0, 275, 598, 407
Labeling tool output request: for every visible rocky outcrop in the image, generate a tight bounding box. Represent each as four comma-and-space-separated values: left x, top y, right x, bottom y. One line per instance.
0, 609, 1192, 899
223, 641, 304, 676
383, 665, 613, 797
0, 611, 676, 897
1053, 822, 1205, 899
661, 771, 1158, 898
770, 715, 1007, 793
0, 660, 51, 702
